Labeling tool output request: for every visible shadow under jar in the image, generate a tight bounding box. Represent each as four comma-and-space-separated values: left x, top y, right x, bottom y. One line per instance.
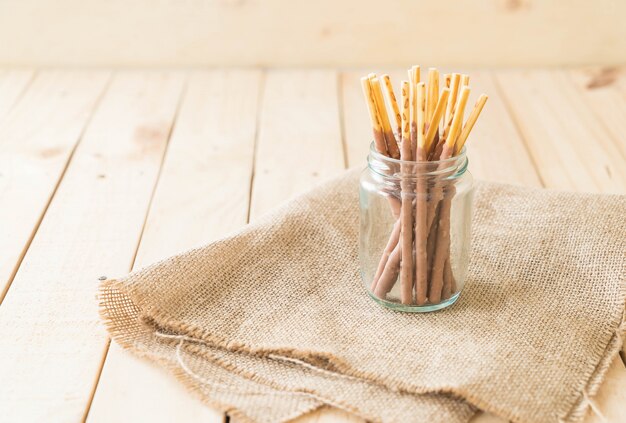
359, 142, 474, 312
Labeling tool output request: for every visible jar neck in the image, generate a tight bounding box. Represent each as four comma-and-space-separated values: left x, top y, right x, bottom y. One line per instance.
367, 142, 468, 181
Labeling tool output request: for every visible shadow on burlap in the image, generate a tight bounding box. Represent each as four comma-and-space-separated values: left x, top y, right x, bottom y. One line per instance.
99, 169, 625, 423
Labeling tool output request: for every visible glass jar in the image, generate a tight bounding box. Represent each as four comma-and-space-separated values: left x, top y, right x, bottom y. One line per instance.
359, 142, 474, 312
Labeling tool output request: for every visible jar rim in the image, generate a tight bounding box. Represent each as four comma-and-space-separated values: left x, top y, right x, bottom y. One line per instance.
366, 141, 469, 180
368, 141, 467, 166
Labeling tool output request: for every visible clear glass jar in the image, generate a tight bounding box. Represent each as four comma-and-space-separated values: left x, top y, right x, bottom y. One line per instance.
359, 142, 474, 312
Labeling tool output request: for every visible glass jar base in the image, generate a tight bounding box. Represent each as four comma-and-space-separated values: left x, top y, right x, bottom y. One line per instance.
366, 290, 461, 313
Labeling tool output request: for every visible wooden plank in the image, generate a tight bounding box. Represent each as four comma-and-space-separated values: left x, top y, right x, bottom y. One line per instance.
494, 70, 626, 194
87, 69, 263, 423
341, 69, 408, 168
584, 357, 626, 423
470, 68, 626, 423
228, 70, 344, 422
568, 67, 626, 160
249, 70, 344, 219
0, 71, 110, 302
567, 66, 626, 361
459, 71, 541, 187
89, 342, 224, 423
0, 71, 185, 422
340, 71, 372, 168
1, 1, 626, 67
0, 69, 35, 117
495, 69, 626, 423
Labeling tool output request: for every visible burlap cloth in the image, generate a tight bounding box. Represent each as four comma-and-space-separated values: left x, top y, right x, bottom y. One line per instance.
99, 169, 625, 423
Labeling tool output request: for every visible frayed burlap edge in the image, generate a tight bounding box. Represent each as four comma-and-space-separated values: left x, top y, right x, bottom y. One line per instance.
181, 342, 375, 421
561, 305, 625, 423
98, 277, 324, 423
99, 270, 625, 423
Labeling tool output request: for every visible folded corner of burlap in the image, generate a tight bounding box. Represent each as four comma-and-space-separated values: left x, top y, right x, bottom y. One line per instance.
99, 170, 626, 423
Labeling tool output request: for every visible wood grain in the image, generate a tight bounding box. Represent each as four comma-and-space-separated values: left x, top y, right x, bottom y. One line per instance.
494, 70, 626, 194
496, 68, 626, 423
1, 0, 625, 67
460, 71, 541, 187
0, 69, 34, 117
584, 357, 626, 423
340, 71, 377, 168
87, 70, 262, 423
229, 70, 345, 422
0, 67, 622, 423
0, 71, 184, 422
0, 71, 110, 302
249, 70, 344, 219
568, 67, 626, 160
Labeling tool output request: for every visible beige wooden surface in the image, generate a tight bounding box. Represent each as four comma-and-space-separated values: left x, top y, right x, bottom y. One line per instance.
0, 67, 624, 423
1, 0, 626, 67
88, 70, 262, 423
0, 71, 184, 421
0, 71, 109, 301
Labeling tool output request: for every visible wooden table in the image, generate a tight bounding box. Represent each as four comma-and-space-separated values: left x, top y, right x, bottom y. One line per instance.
0, 67, 624, 423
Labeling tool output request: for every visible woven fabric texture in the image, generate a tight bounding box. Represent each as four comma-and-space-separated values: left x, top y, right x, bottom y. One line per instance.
100, 169, 625, 423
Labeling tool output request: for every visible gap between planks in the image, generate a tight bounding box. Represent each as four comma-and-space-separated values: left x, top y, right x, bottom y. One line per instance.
229, 69, 346, 421
87, 70, 264, 423
0, 69, 36, 117
90, 70, 346, 423
493, 68, 626, 422
1, 66, 620, 423
494, 69, 625, 194
0, 70, 185, 422
82, 72, 190, 422
0, 70, 112, 304
89, 66, 624, 421
567, 67, 626, 161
